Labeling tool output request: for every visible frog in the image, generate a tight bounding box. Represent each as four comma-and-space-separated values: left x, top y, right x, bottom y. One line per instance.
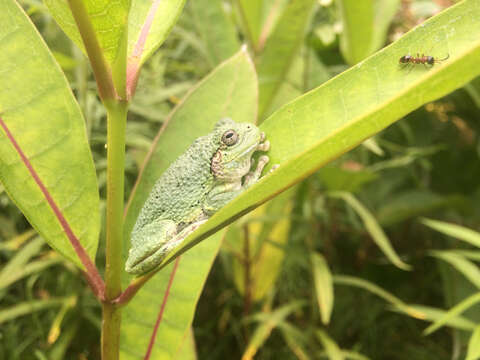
125, 117, 274, 275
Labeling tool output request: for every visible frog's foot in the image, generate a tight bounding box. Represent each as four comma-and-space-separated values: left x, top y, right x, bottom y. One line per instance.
257, 132, 270, 152
243, 155, 269, 188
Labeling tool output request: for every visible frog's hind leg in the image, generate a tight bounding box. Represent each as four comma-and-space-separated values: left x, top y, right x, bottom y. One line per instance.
125, 219, 177, 275
159, 219, 208, 255
125, 218, 208, 275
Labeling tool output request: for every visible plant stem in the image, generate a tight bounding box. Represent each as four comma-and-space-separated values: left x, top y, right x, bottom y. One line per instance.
102, 100, 128, 360
67, 0, 117, 101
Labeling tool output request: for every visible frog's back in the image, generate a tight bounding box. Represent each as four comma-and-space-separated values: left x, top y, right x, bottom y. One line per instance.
134, 135, 216, 231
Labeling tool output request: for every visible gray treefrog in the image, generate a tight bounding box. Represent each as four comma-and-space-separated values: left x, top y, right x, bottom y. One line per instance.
125, 118, 273, 275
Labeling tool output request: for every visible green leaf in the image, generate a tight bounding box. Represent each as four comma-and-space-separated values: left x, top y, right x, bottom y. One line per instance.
0, 298, 69, 324
127, 0, 187, 66
230, 190, 292, 302
466, 325, 480, 360
237, 0, 263, 49
453, 250, 480, 262
0, 237, 44, 280
44, 0, 129, 77
257, 0, 316, 118
334, 275, 425, 319
157, 0, 480, 278
176, 328, 197, 360
371, 0, 401, 52
0, 1, 100, 268
311, 252, 334, 324
424, 292, 480, 335
329, 191, 411, 270
316, 329, 344, 360
120, 49, 258, 359
319, 166, 378, 193
390, 304, 476, 331
243, 302, 305, 360
378, 191, 465, 226
278, 322, 310, 360
339, 0, 401, 65
338, 0, 374, 65
430, 251, 480, 290
191, 0, 240, 67
421, 218, 480, 248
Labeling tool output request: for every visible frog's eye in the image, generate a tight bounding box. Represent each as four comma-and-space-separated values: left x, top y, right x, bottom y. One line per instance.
221, 129, 238, 146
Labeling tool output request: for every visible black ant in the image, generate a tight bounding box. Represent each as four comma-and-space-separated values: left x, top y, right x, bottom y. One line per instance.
399, 53, 449, 69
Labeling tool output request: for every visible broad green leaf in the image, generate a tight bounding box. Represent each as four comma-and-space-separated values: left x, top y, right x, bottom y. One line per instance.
243, 302, 305, 360
44, 0, 129, 82
390, 304, 476, 331
339, 0, 401, 65
311, 252, 334, 324
466, 325, 480, 360
176, 328, 197, 360
157, 0, 480, 276
329, 191, 411, 270
120, 49, 258, 359
191, 0, 240, 67
334, 275, 425, 319
424, 292, 480, 335
237, 0, 263, 49
0, 1, 100, 268
421, 218, 480, 248
430, 250, 480, 290
257, 0, 316, 117
127, 0, 187, 66
316, 330, 344, 360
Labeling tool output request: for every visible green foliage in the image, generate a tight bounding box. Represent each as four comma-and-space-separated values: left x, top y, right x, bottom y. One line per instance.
0, 1, 100, 267
1, 0, 480, 359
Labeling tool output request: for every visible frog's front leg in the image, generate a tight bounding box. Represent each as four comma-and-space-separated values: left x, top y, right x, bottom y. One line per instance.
243, 155, 270, 188
203, 181, 243, 215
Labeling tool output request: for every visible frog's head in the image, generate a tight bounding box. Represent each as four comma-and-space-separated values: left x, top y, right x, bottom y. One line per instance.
211, 118, 265, 181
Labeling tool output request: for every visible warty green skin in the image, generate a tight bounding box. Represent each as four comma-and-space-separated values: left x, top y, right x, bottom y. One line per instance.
125, 118, 272, 275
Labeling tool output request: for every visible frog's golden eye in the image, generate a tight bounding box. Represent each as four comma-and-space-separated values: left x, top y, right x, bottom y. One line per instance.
222, 129, 238, 146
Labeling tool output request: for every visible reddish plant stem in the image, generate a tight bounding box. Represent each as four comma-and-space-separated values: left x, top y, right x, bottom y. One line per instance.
113, 271, 156, 306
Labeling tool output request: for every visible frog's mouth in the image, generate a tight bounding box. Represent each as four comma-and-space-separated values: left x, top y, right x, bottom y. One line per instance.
229, 132, 264, 161
231, 142, 259, 161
